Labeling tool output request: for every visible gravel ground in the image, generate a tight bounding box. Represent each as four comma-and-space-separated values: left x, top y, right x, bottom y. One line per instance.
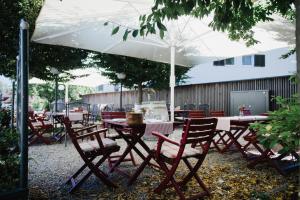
28, 128, 299, 200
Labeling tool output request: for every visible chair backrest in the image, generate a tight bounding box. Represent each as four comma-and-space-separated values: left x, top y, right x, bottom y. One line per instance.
187, 104, 196, 110
183, 103, 196, 110
28, 111, 36, 121
63, 116, 75, 138
242, 109, 252, 116
198, 104, 209, 116
259, 113, 269, 116
105, 104, 114, 111
91, 104, 100, 115
124, 104, 134, 112
101, 111, 126, 120
67, 102, 90, 113
53, 114, 65, 125
28, 120, 37, 132
210, 111, 225, 117
182, 118, 217, 151
188, 110, 206, 118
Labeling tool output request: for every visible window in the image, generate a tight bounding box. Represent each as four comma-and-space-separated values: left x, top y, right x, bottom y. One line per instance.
225, 57, 234, 65
97, 85, 104, 91
114, 85, 119, 92
213, 59, 225, 66
242, 55, 252, 65
254, 54, 265, 67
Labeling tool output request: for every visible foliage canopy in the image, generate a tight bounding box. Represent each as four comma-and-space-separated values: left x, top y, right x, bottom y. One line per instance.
0, 0, 90, 80
251, 95, 300, 153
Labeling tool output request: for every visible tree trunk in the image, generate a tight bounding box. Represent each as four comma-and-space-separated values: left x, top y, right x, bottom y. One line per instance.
295, 0, 300, 101
137, 83, 143, 104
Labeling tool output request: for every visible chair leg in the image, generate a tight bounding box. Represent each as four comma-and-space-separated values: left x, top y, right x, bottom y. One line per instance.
247, 150, 270, 168
128, 154, 152, 185
68, 153, 116, 193
154, 160, 185, 199
153, 159, 178, 193
182, 158, 210, 195
66, 156, 96, 184
86, 153, 117, 188
129, 150, 137, 166
29, 131, 51, 145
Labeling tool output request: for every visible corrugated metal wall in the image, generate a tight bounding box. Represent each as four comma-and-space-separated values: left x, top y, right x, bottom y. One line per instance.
83, 76, 297, 115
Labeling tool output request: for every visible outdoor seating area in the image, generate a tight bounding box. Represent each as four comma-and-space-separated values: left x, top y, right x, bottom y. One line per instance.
26, 115, 299, 199
1, 0, 299, 200
23, 108, 299, 199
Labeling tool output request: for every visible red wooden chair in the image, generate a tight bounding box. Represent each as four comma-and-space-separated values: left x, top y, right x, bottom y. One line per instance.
190, 110, 223, 149
52, 114, 66, 142
188, 110, 206, 118
63, 117, 120, 193
28, 119, 53, 145
131, 118, 217, 199
212, 120, 249, 155
243, 129, 300, 175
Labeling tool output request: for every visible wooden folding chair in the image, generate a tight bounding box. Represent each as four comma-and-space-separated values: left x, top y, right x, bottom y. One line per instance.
28, 119, 53, 145
190, 110, 223, 149
212, 120, 249, 155
52, 114, 66, 142
243, 132, 300, 175
132, 118, 217, 199
63, 117, 120, 193
188, 110, 206, 118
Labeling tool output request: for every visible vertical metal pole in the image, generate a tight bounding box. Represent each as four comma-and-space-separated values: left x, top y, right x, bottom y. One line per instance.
16, 56, 20, 129
120, 82, 123, 111
19, 19, 29, 195
0, 93, 2, 108
65, 83, 69, 104
55, 76, 58, 112
11, 81, 15, 128
170, 46, 175, 122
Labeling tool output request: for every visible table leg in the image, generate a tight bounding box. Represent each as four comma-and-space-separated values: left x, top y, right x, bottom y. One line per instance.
226, 128, 248, 157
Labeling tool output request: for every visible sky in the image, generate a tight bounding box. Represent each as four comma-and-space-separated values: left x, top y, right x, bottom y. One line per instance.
0, 75, 12, 92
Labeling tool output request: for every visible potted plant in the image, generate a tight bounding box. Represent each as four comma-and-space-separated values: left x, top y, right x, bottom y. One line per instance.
0, 109, 20, 195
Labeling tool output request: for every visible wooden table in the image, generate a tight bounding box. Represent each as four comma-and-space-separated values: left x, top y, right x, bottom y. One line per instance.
103, 119, 174, 183
213, 115, 268, 157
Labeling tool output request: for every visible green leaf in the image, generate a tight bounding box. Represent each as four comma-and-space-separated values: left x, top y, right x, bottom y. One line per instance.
123, 29, 131, 41
112, 26, 120, 35
159, 29, 164, 39
157, 21, 167, 31
269, 139, 278, 148
132, 29, 139, 37
103, 21, 108, 26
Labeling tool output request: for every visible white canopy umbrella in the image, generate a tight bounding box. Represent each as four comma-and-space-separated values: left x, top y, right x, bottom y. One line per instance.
31, 0, 294, 121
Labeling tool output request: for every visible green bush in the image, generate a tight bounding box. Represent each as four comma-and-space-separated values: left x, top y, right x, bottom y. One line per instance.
251, 95, 300, 154
0, 109, 19, 192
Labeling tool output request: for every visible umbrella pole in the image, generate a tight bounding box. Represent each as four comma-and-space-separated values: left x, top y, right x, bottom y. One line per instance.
170, 46, 175, 122
65, 83, 69, 104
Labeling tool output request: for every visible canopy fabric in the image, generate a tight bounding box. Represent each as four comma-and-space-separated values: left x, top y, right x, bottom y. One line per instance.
32, 0, 294, 67
31, 0, 295, 121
